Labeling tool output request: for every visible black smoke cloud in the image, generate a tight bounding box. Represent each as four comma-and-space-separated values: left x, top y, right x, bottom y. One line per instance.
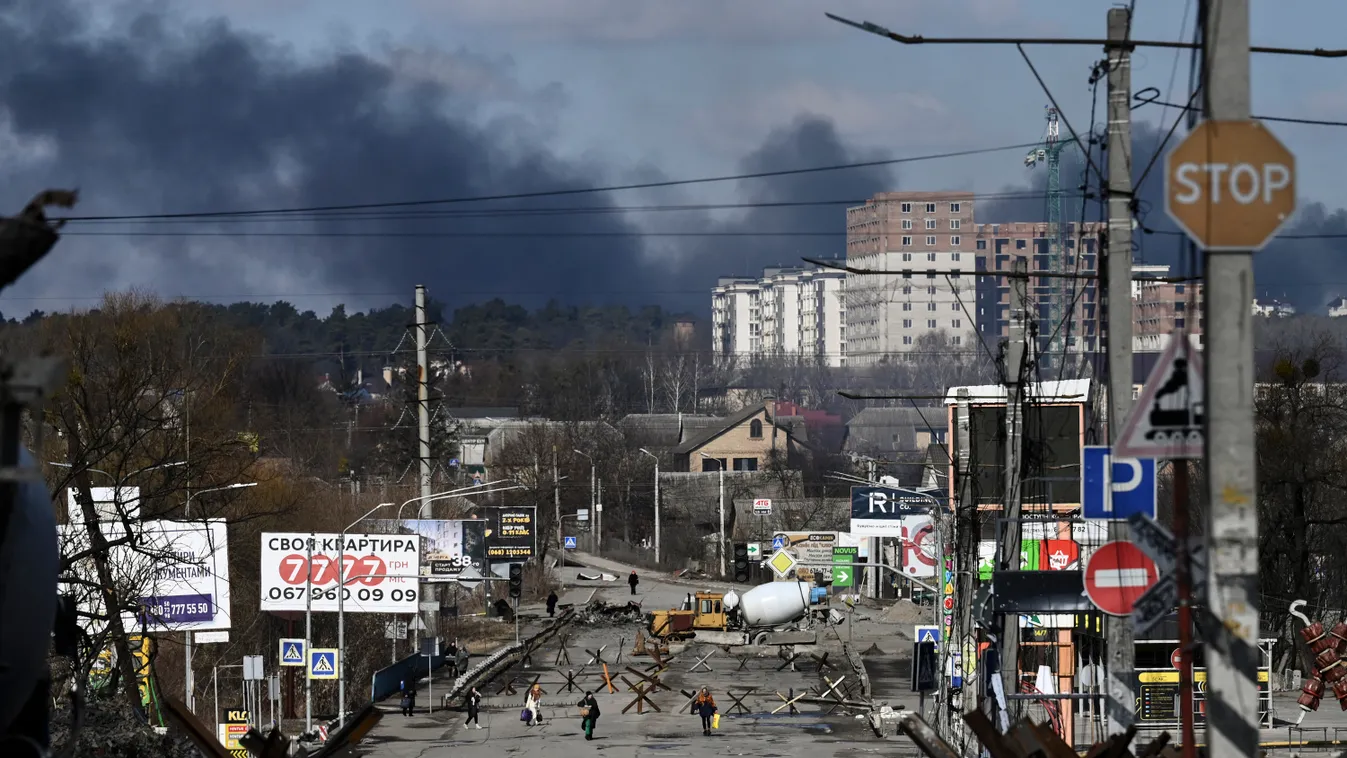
0, 1, 893, 317
978, 119, 1347, 312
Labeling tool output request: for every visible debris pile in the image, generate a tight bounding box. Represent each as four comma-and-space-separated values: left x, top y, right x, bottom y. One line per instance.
573, 599, 645, 626
50, 697, 199, 758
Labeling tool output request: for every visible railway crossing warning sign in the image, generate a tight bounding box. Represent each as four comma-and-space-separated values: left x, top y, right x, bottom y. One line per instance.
1116, 332, 1204, 459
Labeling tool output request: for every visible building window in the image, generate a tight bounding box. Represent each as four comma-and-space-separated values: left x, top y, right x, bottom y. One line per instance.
733, 457, 758, 472
902, 270, 913, 279
903, 319, 912, 328
950, 219, 961, 230
925, 218, 937, 230
902, 302, 912, 311
952, 335, 962, 345
977, 239, 987, 250
902, 219, 913, 230
901, 202, 912, 213
927, 303, 937, 311
950, 202, 961, 213
903, 335, 913, 345
902, 252, 912, 261
952, 252, 961, 261
927, 286, 936, 295
1016, 239, 1027, 250
950, 236, 961, 246
749, 419, 763, 439
952, 302, 960, 311
702, 458, 726, 472
953, 319, 962, 328
901, 236, 912, 247
927, 319, 937, 328
903, 285, 912, 294
926, 236, 936, 246
924, 253, 935, 262
925, 202, 936, 213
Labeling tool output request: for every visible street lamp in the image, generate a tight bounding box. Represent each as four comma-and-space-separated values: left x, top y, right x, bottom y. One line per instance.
698, 453, 726, 577
639, 448, 661, 565
337, 501, 394, 728
573, 450, 596, 551
393, 481, 515, 522
184, 481, 257, 518
48, 460, 187, 520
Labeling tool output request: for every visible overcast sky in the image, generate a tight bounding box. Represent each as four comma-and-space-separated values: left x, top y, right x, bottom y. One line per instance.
2, 0, 1344, 317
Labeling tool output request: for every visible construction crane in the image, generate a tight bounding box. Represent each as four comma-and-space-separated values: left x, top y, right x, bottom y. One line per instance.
1023, 107, 1072, 370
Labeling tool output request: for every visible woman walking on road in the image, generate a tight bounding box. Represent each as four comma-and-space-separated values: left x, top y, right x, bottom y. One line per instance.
524, 683, 544, 726
464, 687, 482, 729
693, 687, 717, 735
578, 691, 600, 740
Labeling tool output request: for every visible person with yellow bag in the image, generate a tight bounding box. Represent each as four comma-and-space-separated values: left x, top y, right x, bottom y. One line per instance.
693, 687, 718, 736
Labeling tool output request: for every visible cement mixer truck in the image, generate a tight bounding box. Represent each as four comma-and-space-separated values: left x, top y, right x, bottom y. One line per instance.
646, 582, 822, 646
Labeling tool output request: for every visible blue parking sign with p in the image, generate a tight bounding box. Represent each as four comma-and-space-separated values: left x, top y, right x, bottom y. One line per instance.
1082, 445, 1156, 520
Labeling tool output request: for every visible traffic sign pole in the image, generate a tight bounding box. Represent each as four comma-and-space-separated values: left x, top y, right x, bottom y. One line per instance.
304, 533, 312, 733
1174, 461, 1196, 757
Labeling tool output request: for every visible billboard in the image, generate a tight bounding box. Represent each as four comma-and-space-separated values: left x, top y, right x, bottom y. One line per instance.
771, 532, 839, 582
849, 485, 938, 537
59, 519, 232, 632
259, 533, 420, 613
66, 486, 141, 524
485, 507, 536, 561
898, 515, 938, 578
371, 519, 487, 580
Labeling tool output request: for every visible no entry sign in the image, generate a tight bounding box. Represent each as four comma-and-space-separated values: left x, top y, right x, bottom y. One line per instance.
1084, 541, 1159, 616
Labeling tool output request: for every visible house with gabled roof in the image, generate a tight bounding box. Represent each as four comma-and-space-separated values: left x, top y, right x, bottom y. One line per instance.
671, 400, 810, 473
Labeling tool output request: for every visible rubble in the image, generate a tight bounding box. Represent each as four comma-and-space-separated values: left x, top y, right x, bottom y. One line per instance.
572, 599, 645, 625
50, 696, 199, 758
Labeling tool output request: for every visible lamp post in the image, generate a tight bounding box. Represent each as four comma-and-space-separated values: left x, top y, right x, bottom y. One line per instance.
639, 448, 661, 564
698, 453, 726, 577
337, 501, 394, 728
182, 480, 256, 714
573, 450, 595, 551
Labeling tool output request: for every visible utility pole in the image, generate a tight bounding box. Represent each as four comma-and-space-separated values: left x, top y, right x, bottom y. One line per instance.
1201, 2, 1261, 755
998, 257, 1027, 719
415, 285, 432, 504
1104, 6, 1137, 739
953, 388, 978, 754
553, 447, 562, 560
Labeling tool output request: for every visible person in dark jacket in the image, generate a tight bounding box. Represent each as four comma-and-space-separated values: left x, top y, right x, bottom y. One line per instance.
400, 680, 417, 717
578, 691, 600, 740
628, 571, 639, 595
693, 687, 716, 735
546, 590, 558, 618
464, 687, 482, 729
446, 640, 460, 677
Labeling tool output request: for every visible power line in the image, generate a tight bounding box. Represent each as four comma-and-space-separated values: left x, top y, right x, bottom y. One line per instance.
1132, 88, 1347, 127
56, 143, 1042, 223
61, 191, 1076, 226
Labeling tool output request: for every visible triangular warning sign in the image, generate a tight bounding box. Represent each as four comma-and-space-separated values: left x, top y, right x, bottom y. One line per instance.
312, 655, 333, 674
1116, 331, 1204, 460
283, 644, 301, 662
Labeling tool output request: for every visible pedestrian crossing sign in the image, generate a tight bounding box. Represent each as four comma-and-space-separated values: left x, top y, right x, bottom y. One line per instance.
564, 536, 578, 549
914, 625, 940, 645
308, 649, 339, 680
772, 535, 787, 550
279, 638, 305, 667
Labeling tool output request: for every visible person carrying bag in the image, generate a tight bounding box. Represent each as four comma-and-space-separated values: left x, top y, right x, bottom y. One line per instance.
692, 687, 717, 736
577, 691, 600, 740
523, 683, 544, 726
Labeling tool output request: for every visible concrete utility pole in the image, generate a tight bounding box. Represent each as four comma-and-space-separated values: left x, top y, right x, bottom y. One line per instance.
1104, 6, 1137, 738
1201, 2, 1261, 755
953, 388, 978, 753
553, 447, 562, 559
998, 257, 1028, 718
415, 285, 432, 504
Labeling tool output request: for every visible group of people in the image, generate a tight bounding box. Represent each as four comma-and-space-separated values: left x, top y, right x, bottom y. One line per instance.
519, 682, 602, 739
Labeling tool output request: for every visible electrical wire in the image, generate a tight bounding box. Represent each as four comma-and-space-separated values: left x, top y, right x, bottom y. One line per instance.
55, 143, 1043, 223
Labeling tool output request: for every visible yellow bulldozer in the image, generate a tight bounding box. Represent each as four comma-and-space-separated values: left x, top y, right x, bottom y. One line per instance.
647, 592, 728, 640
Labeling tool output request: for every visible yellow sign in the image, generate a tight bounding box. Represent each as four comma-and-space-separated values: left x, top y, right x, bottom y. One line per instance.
1137, 670, 1269, 683
767, 549, 797, 577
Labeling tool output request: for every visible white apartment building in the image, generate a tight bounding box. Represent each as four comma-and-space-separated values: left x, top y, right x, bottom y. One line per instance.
711, 265, 846, 367
844, 191, 979, 365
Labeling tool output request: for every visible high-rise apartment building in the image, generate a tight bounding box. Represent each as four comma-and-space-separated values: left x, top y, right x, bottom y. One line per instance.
711, 264, 846, 366
973, 221, 1104, 360
844, 191, 979, 364
1132, 264, 1205, 352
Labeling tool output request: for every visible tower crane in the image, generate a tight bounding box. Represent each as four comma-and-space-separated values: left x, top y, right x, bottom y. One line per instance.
1023, 106, 1072, 369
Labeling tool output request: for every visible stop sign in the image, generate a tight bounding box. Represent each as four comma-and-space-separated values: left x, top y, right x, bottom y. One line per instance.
1084, 541, 1159, 616
1165, 119, 1296, 251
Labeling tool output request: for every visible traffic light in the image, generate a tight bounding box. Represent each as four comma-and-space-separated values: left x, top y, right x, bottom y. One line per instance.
733, 543, 750, 583
508, 563, 523, 599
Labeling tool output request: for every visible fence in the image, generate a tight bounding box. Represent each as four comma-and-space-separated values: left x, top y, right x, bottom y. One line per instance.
369, 640, 449, 702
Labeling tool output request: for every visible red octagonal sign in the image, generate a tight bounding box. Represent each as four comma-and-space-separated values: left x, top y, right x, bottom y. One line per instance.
1084, 541, 1159, 617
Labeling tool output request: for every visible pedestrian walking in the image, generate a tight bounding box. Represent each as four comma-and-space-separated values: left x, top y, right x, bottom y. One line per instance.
464, 687, 482, 729
400, 680, 417, 717
446, 640, 460, 677
546, 590, 558, 618
628, 570, 639, 596
693, 687, 717, 735
456, 646, 470, 677
577, 691, 600, 741
523, 683, 544, 726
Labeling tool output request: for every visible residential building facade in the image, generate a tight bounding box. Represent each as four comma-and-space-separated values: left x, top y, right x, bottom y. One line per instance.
1132, 264, 1205, 352
844, 191, 979, 364
711, 264, 846, 366
973, 221, 1104, 359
